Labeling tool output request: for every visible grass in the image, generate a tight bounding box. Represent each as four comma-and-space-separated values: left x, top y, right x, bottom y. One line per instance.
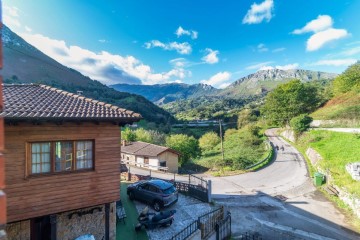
192, 127, 268, 176
311, 91, 360, 127
117, 182, 148, 240
296, 130, 360, 197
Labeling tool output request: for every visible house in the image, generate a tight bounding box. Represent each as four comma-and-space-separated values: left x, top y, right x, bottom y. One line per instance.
121, 141, 179, 173
1, 84, 141, 240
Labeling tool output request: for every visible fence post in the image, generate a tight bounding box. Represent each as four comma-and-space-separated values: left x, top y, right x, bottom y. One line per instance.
215, 223, 220, 240
207, 180, 212, 203
149, 169, 151, 177
189, 174, 191, 184
174, 173, 176, 182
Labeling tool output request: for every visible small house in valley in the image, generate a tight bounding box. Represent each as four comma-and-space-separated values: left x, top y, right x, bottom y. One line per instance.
121, 141, 179, 173
2, 84, 141, 240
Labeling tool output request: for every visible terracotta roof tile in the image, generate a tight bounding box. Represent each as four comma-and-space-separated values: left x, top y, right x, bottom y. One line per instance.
1, 84, 142, 122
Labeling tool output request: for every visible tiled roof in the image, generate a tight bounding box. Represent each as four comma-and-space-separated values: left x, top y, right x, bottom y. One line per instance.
121, 141, 179, 157
1, 84, 142, 122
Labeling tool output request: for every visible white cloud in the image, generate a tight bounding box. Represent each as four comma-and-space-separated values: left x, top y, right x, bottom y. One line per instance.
246, 61, 273, 70
175, 26, 198, 39
292, 15, 349, 51
20, 33, 190, 85
275, 63, 299, 70
202, 48, 219, 64
98, 39, 107, 43
292, 15, 333, 34
259, 66, 274, 70
306, 28, 348, 51
25, 26, 32, 32
201, 72, 232, 89
3, 5, 21, 28
257, 43, 268, 52
259, 63, 299, 71
169, 58, 187, 68
341, 46, 360, 56
144, 40, 192, 54
312, 59, 357, 67
272, 47, 286, 53
242, 0, 274, 24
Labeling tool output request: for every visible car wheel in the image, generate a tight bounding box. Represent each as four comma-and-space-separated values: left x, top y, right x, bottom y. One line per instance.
153, 201, 162, 212
128, 191, 135, 200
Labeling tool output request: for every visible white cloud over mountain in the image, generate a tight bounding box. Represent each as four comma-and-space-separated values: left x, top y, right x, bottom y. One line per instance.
21, 33, 190, 85
201, 72, 231, 89
292, 15, 349, 51
243, 0, 274, 24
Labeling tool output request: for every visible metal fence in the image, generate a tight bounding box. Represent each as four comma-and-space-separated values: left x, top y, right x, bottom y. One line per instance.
189, 174, 208, 189
169, 206, 227, 240
215, 212, 231, 240
198, 206, 224, 239
169, 220, 198, 240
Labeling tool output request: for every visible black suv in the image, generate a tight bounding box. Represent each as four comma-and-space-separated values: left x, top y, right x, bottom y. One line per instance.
127, 179, 178, 211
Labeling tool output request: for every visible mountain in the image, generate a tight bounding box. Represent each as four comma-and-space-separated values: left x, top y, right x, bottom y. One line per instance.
110, 83, 219, 105
1, 25, 174, 125
220, 68, 338, 97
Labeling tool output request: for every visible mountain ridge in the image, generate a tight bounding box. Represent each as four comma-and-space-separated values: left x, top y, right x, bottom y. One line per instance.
1, 25, 174, 125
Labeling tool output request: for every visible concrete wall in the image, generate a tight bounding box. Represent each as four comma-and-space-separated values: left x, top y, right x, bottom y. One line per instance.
6, 203, 116, 240
280, 129, 296, 143
158, 151, 179, 173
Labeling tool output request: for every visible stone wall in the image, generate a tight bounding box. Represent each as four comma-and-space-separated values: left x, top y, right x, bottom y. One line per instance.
57, 203, 116, 240
305, 147, 323, 166
6, 220, 30, 240
280, 129, 296, 143
306, 148, 360, 219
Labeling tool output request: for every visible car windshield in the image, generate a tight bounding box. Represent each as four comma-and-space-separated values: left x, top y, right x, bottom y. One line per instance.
162, 185, 176, 194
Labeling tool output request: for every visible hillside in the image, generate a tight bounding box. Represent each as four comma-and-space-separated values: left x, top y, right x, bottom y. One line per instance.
110, 82, 219, 105
311, 91, 360, 123
220, 69, 338, 97
1, 25, 174, 125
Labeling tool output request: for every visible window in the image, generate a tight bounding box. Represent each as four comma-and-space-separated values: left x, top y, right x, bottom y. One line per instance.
144, 157, 149, 165
31, 143, 51, 174
29, 140, 94, 175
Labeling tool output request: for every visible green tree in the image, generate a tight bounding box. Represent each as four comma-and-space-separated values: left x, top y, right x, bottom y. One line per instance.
237, 108, 259, 128
199, 132, 220, 152
134, 128, 152, 143
165, 134, 200, 166
333, 61, 360, 95
122, 128, 136, 142
262, 79, 320, 126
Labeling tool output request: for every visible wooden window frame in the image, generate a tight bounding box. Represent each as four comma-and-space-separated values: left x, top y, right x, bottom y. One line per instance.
27, 140, 95, 176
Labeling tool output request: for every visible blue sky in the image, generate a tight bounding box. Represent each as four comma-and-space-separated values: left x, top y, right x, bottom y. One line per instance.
3, 0, 360, 88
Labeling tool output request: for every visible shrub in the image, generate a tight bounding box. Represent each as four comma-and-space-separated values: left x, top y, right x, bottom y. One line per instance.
290, 114, 313, 134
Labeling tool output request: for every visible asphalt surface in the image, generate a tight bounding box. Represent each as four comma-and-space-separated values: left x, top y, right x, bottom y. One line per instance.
127, 128, 360, 239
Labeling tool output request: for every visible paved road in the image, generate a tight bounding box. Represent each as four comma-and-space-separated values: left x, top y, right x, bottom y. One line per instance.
211, 128, 360, 239
127, 128, 360, 239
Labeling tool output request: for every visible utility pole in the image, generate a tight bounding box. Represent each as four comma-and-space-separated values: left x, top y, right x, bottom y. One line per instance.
219, 119, 224, 162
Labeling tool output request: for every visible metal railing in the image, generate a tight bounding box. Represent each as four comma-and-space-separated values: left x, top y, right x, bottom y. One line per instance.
215, 212, 231, 240
189, 174, 208, 189
245, 141, 273, 170
198, 206, 224, 239
169, 220, 198, 240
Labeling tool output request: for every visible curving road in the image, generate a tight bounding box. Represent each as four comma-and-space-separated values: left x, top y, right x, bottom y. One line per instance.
210, 128, 308, 196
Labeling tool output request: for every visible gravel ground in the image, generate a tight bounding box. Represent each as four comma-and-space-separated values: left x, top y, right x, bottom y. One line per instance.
133, 194, 216, 240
